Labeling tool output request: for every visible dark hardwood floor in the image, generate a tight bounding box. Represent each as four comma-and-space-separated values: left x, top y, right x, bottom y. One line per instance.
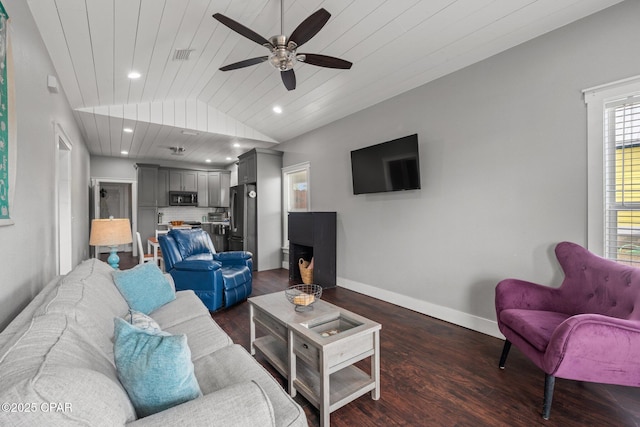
111, 252, 640, 426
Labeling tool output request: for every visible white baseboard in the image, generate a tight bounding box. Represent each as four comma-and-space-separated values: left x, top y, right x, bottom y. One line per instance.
337, 277, 503, 339
282, 247, 289, 270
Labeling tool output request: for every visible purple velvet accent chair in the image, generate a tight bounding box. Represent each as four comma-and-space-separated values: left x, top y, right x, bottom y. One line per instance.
495, 241, 640, 419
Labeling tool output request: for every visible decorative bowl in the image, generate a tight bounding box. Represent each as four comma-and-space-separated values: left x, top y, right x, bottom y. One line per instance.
170, 220, 184, 226
285, 284, 322, 312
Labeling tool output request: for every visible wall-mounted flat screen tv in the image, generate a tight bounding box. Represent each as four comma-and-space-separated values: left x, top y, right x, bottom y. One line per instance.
350, 134, 421, 195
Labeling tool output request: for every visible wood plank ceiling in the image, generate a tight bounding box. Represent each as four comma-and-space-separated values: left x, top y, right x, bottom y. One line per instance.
26, 0, 622, 166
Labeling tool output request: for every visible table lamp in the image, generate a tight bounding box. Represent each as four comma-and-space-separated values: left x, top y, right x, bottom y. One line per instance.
89, 218, 133, 269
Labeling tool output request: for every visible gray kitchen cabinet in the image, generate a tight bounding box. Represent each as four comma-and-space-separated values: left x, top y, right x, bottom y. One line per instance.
183, 171, 198, 191
237, 152, 257, 184
157, 168, 169, 207
184, 171, 198, 191
169, 170, 198, 191
219, 171, 230, 207
207, 172, 220, 207
137, 164, 158, 207
207, 171, 231, 207
169, 170, 180, 191
197, 172, 208, 207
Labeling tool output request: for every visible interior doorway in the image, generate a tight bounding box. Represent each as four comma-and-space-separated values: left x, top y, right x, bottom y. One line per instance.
91, 179, 136, 257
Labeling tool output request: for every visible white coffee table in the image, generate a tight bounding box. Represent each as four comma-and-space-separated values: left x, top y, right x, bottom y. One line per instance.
249, 291, 381, 427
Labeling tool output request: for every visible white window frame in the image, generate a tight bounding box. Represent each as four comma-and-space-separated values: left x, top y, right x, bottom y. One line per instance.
282, 161, 311, 248
584, 75, 640, 256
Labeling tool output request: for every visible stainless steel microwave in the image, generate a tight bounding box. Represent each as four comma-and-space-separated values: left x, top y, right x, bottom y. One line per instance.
169, 191, 198, 206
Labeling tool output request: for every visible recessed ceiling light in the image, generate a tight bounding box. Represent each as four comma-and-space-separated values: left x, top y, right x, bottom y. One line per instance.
181, 130, 199, 136
226, 157, 232, 161
273, 106, 282, 114
205, 159, 211, 163
127, 71, 141, 79
233, 143, 240, 148
121, 150, 128, 155
123, 127, 133, 133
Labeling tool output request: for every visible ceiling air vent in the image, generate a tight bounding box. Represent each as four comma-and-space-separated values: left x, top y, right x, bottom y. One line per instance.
173, 49, 194, 61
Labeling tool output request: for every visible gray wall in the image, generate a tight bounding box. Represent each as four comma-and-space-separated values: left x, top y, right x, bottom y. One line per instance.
278, 1, 640, 337
91, 156, 138, 181
0, 0, 89, 329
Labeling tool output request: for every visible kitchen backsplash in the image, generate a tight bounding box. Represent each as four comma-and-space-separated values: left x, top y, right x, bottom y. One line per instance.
158, 207, 228, 223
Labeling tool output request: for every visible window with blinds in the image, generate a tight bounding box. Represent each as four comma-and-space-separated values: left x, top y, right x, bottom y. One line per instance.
605, 95, 640, 265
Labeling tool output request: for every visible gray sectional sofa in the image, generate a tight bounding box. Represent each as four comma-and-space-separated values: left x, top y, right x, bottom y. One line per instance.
0, 258, 307, 426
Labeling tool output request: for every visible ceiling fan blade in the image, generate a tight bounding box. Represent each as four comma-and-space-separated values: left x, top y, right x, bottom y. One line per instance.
213, 13, 273, 47
281, 69, 296, 91
220, 56, 268, 71
288, 8, 331, 48
298, 53, 352, 69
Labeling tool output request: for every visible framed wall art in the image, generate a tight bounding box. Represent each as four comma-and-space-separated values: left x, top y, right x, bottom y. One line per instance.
0, 1, 15, 227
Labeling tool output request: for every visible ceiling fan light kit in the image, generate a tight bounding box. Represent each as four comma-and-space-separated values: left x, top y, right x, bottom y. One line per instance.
213, 2, 352, 91
269, 36, 297, 71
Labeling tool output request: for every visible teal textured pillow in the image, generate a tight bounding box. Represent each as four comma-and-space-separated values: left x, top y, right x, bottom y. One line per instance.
112, 263, 175, 314
113, 318, 201, 418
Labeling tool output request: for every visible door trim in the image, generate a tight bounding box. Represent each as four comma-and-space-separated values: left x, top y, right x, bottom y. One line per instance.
55, 124, 73, 275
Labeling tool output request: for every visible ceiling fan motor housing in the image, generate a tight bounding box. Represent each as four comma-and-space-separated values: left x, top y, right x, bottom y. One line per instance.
268, 35, 297, 71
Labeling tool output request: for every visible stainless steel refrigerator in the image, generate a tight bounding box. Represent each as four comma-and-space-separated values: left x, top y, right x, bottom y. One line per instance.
229, 184, 257, 270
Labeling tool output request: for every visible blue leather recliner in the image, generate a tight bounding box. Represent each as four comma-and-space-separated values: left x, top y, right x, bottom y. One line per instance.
158, 228, 253, 311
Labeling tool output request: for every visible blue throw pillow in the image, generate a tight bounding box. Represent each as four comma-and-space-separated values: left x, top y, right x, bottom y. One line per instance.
113, 318, 202, 418
112, 263, 175, 314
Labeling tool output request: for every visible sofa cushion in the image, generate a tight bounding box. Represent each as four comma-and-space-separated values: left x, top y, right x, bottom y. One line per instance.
114, 318, 202, 418
0, 313, 136, 425
113, 263, 176, 315
170, 229, 212, 258
34, 258, 130, 354
162, 313, 234, 360
150, 290, 212, 325
500, 309, 571, 352
151, 291, 233, 358
194, 344, 307, 427
126, 381, 277, 427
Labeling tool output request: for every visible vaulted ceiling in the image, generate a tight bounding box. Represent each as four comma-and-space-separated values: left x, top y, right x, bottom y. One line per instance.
27, 0, 622, 166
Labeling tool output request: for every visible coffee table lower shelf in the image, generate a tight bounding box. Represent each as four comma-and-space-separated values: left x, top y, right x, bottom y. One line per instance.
253, 335, 288, 378
253, 335, 375, 411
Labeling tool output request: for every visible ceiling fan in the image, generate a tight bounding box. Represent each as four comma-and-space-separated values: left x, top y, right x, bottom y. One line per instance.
213, 2, 352, 91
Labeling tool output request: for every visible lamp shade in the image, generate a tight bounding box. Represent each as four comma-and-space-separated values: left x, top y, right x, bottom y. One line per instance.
89, 218, 133, 246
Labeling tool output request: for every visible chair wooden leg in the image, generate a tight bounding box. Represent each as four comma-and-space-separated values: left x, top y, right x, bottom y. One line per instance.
498, 340, 511, 369
542, 374, 555, 420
